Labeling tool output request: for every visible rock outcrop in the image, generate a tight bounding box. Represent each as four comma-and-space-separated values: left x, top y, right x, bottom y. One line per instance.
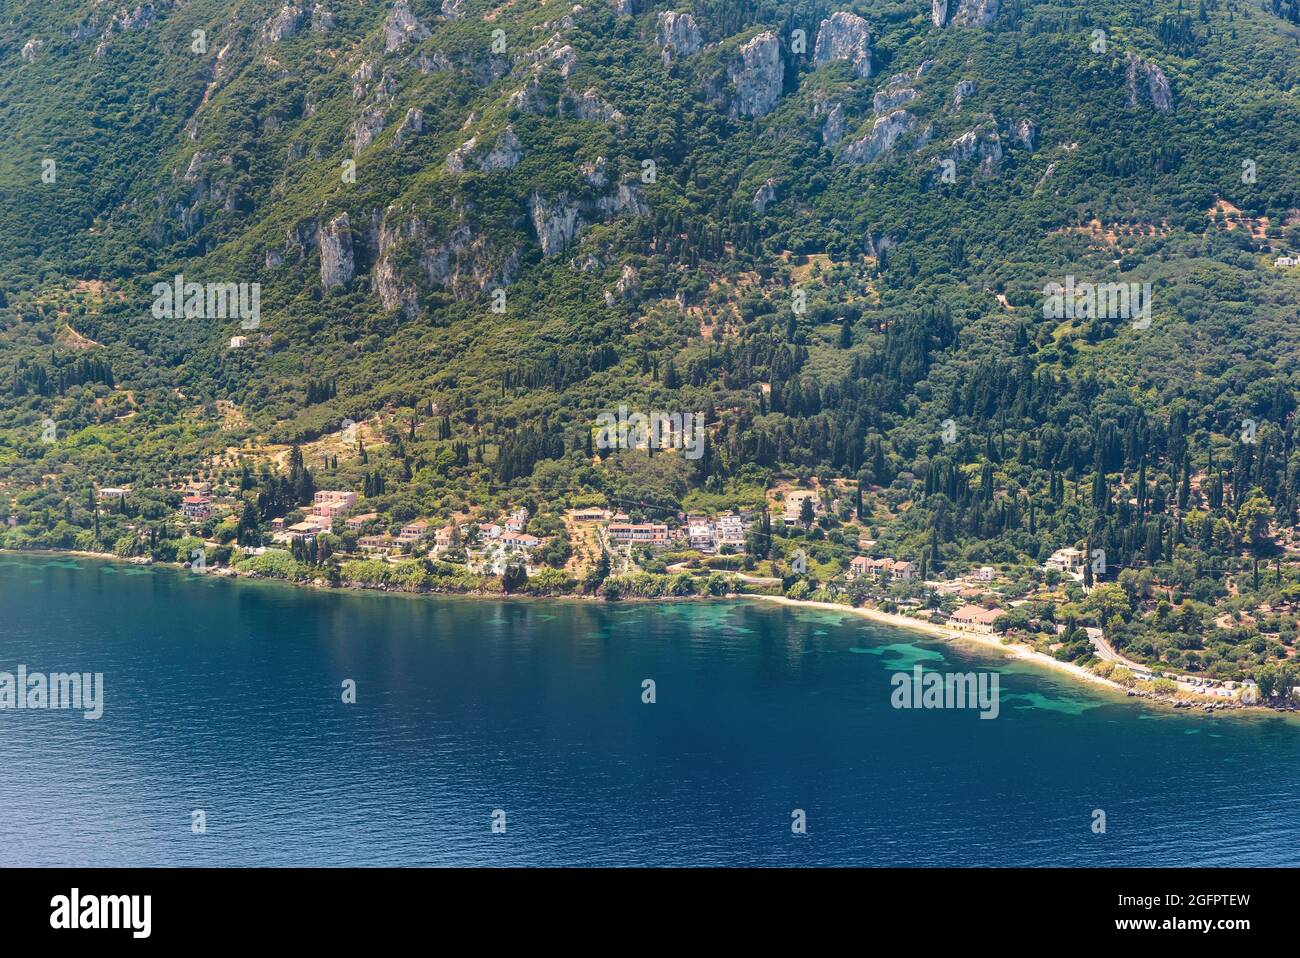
813, 12, 873, 79
950, 0, 999, 27
752, 179, 778, 214
842, 109, 915, 164
529, 182, 649, 256
952, 79, 975, 110
566, 88, 626, 125
446, 127, 523, 172
93, 3, 155, 58
263, 4, 307, 42
530, 193, 583, 257
874, 86, 917, 114
1126, 54, 1172, 112
657, 11, 702, 64
935, 0, 998, 27
319, 214, 355, 290
950, 125, 1003, 174
352, 106, 386, 153
728, 32, 784, 118
393, 108, 423, 148
816, 99, 846, 146
374, 214, 519, 315
383, 1, 429, 52
1010, 117, 1036, 150
21, 37, 42, 62
481, 127, 523, 170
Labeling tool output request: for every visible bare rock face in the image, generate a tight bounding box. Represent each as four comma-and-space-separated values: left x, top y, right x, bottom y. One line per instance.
728, 31, 784, 118
319, 214, 355, 290
393, 108, 423, 148
842, 109, 915, 165
530, 181, 649, 256
21, 37, 43, 61
581, 156, 608, 189
813, 12, 873, 79
952, 79, 975, 109
614, 263, 641, 299
374, 212, 519, 314
94, 3, 156, 58
816, 99, 846, 146
950, 125, 1002, 173
311, 7, 334, 32
657, 11, 702, 64
519, 33, 578, 77
441, 0, 464, 19
530, 193, 584, 256
1126, 53, 1172, 112
950, 0, 999, 27
263, 5, 307, 42
616, 0, 641, 14
1011, 117, 1036, 150
566, 88, 626, 125
446, 127, 523, 172
931, 0, 949, 27
874, 86, 917, 114
481, 126, 523, 170
384, 1, 429, 52
752, 179, 778, 214
352, 106, 385, 154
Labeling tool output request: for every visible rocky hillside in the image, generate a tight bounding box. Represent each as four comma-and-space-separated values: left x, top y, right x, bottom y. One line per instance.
5, 0, 1300, 579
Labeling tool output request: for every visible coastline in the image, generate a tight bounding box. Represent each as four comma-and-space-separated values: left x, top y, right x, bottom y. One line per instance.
3, 547, 1292, 720
745, 594, 1288, 719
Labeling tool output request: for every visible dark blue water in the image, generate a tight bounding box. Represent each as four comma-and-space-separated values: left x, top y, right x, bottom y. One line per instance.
1, 553, 1297, 866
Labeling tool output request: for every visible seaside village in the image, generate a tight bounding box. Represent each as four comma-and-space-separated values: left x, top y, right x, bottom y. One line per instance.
77, 473, 1270, 711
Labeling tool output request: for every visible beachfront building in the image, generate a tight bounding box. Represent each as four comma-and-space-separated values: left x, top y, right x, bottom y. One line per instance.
715, 513, 746, 547
688, 520, 716, 552
435, 525, 456, 549
608, 522, 670, 547
950, 605, 1004, 633
285, 521, 320, 544
358, 534, 397, 554
846, 556, 872, 581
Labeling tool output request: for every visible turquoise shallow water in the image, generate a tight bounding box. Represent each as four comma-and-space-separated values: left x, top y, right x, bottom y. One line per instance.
1, 553, 1297, 866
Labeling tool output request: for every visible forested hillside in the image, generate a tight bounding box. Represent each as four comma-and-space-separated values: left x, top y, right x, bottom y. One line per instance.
6, 0, 1300, 689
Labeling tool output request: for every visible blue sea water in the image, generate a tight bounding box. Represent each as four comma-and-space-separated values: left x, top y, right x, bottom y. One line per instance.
1, 553, 1297, 866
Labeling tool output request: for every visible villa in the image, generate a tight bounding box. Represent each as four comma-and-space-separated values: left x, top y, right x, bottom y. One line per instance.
181, 495, 211, 519
950, 605, 1004, 633
1045, 547, 1085, 578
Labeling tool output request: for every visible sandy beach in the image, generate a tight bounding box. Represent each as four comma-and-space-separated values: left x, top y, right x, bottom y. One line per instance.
744, 593, 1274, 714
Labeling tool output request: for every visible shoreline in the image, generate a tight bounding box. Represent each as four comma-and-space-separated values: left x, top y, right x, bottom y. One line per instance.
3, 547, 1293, 720
745, 594, 1289, 719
